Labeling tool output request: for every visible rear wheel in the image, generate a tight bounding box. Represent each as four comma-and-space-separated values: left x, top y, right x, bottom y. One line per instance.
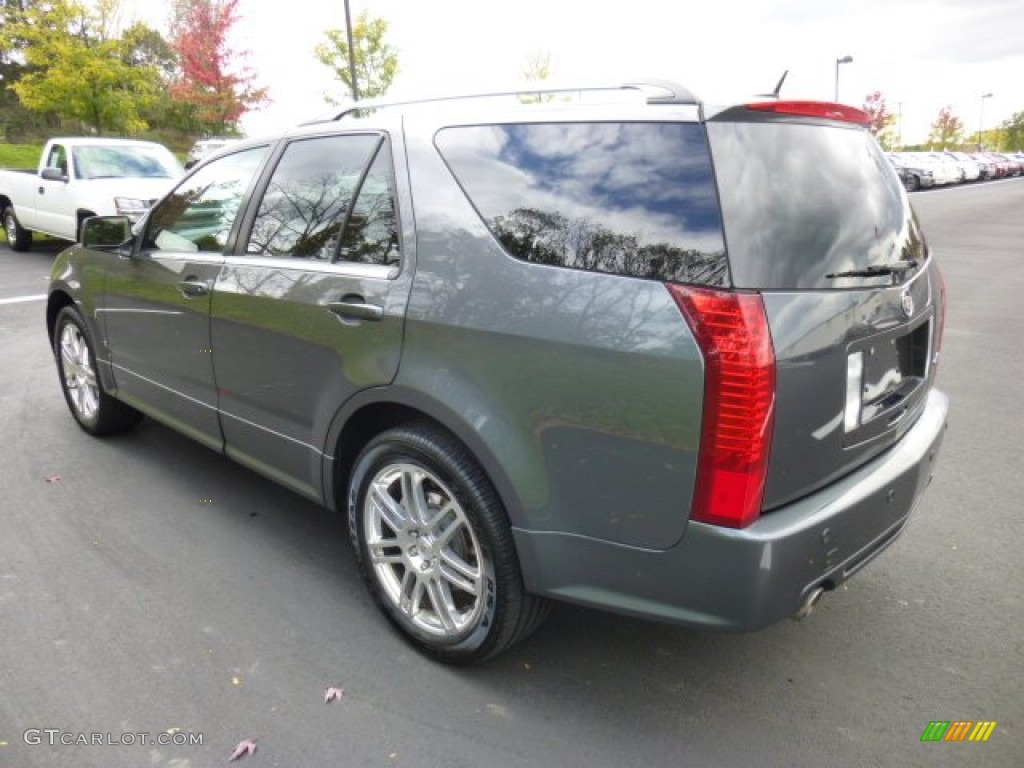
348, 424, 549, 664
54, 306, 142, 435
3, 206, 33, 252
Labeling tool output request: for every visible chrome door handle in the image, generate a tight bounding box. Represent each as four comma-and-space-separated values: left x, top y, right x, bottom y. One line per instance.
178, 279, 211, 298
328, 297, 384, 322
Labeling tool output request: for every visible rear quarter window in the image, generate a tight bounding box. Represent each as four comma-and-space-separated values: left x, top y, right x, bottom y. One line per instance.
435, 122, 729, 286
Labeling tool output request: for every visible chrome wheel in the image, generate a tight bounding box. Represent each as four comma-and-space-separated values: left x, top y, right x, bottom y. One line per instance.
59, 322, 100, 421
364, 462, 488, 638
3, 207, 31, 251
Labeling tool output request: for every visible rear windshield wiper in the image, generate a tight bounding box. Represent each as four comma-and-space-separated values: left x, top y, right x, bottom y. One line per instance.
826, 260, 919, 280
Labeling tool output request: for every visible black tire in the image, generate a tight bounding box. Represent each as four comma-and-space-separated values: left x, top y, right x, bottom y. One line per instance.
909, 174, 921, 192
3, 206, 33, 252
348, 423, 549, 664
53, 306, 143, 436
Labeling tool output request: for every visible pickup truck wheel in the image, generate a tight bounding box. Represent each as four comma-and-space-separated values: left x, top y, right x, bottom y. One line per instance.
54, 306, 143, 436
348, 424, 550, 664
3, 207, 33, 252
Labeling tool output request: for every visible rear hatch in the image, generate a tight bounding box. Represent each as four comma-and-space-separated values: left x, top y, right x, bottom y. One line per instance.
706, 103, 944, 511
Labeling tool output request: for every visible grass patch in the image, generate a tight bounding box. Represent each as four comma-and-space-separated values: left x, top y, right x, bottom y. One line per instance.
0, 143, 44, 169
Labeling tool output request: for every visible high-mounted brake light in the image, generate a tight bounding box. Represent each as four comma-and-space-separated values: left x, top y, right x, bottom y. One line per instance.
668, 285, 776, 529
746, 100, 872, 126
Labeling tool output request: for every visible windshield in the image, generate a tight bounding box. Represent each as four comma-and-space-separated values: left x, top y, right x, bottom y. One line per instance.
73, 144, 184, 180
708, 119, 925, 290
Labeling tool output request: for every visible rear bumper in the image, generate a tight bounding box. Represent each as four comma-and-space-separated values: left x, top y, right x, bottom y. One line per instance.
513, 388, 949, 629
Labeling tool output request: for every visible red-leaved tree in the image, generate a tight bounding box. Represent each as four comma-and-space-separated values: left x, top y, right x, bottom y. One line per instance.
928, 106, 964, 148
170, 0, 267, 135
862, 91, 895, 148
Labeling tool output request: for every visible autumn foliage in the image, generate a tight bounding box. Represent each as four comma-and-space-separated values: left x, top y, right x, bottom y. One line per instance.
170, 0, 266, 133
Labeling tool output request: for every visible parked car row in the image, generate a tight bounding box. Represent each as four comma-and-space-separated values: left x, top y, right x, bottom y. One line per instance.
888, 150, 1024, 191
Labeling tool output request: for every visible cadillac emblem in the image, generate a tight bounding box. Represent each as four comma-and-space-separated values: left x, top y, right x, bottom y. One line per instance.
900, 287, 914, 318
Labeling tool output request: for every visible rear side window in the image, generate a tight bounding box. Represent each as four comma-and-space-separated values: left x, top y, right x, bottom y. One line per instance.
436, 122, 729, 286
708, 120, 925, 290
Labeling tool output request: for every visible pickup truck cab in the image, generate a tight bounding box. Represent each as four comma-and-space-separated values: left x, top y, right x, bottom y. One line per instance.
0, 137, 183, 251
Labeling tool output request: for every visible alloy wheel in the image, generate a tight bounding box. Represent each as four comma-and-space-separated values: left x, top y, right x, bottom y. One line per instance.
59, 322, 100, 421
363, 462, 487, 638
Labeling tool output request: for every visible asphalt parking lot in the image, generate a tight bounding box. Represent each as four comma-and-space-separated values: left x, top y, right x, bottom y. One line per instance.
1, 180, 1022, 767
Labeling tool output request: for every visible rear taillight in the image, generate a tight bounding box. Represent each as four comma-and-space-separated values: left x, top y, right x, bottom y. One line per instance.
745, 100, 872, 126
668, 285, 776, 529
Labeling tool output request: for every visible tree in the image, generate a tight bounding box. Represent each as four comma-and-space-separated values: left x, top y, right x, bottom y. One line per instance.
6, 0, 161, 135
315, 10, 397, 103
862, 91, 895, 149
928, 105, 964, 148
520, 50, 556, 104
170, 0, 267, 135
1000, 111, 1024, 151
0, 0, 53, 140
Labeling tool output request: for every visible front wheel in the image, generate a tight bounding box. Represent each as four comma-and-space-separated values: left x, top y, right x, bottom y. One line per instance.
348, 424, 549, 664
3, 207, 33, 252
53, 306, 142, 435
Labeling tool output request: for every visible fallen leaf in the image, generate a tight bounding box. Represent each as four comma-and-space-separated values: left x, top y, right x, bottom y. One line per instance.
228, 739, 257, 762
45, 475, 62, 484
231, 676, 242, 686
324, 687, 345, 703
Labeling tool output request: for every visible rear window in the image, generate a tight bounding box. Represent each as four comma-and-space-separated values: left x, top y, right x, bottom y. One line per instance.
435, 122, 729, 286
707, 120, 925, 290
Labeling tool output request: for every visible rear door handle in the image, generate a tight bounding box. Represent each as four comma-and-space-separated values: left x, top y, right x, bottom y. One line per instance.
178, 279, 211, 298
328, 297, 384, 322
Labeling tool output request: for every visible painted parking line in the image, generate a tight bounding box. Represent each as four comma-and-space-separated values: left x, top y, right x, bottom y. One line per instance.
0, 294, 47, 306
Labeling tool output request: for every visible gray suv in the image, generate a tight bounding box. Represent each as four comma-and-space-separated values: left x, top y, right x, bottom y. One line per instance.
47, 81, 949, 663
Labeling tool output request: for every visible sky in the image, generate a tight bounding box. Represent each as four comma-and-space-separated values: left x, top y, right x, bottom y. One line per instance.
124, 0, 1024, 145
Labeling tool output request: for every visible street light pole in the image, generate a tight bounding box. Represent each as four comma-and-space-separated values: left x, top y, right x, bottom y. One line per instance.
978, 92, 993, 151
834, 55, 853, 102
344, 0, 359, 101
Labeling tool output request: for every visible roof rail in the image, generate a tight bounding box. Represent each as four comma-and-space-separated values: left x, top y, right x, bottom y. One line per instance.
332, 79, 700, 120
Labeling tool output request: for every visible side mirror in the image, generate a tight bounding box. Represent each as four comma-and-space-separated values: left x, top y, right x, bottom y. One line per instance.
41, 167, 68, 182
82, 216, 133, 251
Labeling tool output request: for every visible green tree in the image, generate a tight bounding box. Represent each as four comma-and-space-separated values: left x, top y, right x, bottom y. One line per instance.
1000, 111, 1024, 151
928, 105, 964, 148
520, 50, 556, 104
0, 1, 45, 139
7, 0, 161, 135
120, 21, 203, 140
315, 10, 398, 103
862, 91, 895, 149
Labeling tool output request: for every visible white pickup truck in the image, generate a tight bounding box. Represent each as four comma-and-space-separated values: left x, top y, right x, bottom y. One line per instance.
0, 137, 183, 251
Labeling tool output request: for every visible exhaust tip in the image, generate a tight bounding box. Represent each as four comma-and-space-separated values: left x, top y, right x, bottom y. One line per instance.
793, 586, 826, 621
